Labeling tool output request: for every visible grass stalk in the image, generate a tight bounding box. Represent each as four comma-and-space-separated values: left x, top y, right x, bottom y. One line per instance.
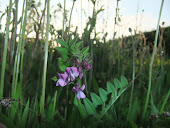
142, 0, 164, 119
40, 0, 50, 116
11, 0, 18, 63
11, 0, 25, 98
127, 32, 135, 120
20, 0, 28, 81
67, 0, 75, 44
160, 89, 170, 114
0, 0, 12, 99
13, 0, 27, 98
62, 0, 66, 40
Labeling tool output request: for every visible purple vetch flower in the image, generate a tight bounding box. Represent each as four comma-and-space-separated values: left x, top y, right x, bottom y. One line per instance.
72, 84, 86, 100
78, 66, 83, 79
82, 60, 92, 70
56, 72, 69, 87
65, 67, 79, 81
75, 59, 92, 79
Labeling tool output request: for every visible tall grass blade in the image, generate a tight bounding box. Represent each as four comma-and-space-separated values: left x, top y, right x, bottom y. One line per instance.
0, 0, 12, 99
142, 0, 164, 119
40, 0, 50, 116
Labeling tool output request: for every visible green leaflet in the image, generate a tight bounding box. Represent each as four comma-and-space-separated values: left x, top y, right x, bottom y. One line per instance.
99, 88, 108, 103
56, 47, 69, 60
90, 92, 103, 107
107, 82, 115, 93
58, 57, 68, 71
70, 41, 83, 50
80, 46, 89, 59
121, 75, 128, 87
84, 98, 96, 115
69, 37, 77, 47
56, 39, 68, 48
114, 78, 123, 89
77, 76, 128, 119
78, 100, 88, 118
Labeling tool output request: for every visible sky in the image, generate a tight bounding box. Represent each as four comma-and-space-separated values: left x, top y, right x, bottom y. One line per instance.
0, 0, 170, 39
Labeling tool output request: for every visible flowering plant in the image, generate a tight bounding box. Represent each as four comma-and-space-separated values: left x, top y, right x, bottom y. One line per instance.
53, 38, 128, 122
54, 38, 91, 100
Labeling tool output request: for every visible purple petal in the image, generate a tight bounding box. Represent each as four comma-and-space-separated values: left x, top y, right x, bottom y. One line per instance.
57, 79, 67, 87
57, 73, 62, 78
60, 73, 68, 80
80, 84, 85, 91
56, 81, 60, 86
79, 72, 83, 79
72, 87, 78, 92
78, 66, 82, 73
65, 67, 71, 74
86, 64, 92, 70
77, 91, 86, 100
70, 67, 79, 77
83, 60, 88, 66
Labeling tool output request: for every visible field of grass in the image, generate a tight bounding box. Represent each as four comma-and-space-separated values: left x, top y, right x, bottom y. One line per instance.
0, 0, 169, 127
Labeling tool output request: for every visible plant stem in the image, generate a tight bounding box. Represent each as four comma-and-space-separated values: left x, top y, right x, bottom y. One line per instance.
67, 0, 75, 44
13, 0, 27, 98
160, 89, 170, 114
62, 0, 66, 40
127, 32, 135, 120
40, 0, 50, 116
0, 0, 12, 99
20, 0, 28, 81
142, 0, 164, 119
11, 0, 18, 63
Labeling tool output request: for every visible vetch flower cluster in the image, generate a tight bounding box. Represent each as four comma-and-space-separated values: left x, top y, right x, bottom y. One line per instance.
56, 59, 91, 100
56, 67, 79, 87
76, 59, 92, 79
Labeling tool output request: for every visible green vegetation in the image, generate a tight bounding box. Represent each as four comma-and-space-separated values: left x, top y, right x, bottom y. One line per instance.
0, 0, 169, 127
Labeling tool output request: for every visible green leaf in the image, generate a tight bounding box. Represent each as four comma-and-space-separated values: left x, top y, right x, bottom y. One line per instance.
99, 88, 108, 103
114, 78, 122, 89
90, 93, 103, 107
69, 36, 77, 47
51, 76, 58, 82
20, 99, 30, 127
84, 98, 96, 115
121, 75, 128, 87
58, 58, 66, 71
78, 100, 88, 118
81, 46, 89, 54
107, 82, 115, 93
56, 47, 68, 54
70, 41, 82, 50
93, 78, 99, 93
76, 41, 83, 48
56, 39, 68, 48
0, 113, 16, 128
56, 47, 69, 60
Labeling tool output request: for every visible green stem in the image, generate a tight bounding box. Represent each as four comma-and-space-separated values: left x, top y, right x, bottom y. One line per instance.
67, 0, 75, 44
40, 0, 50, 116
142, 0, 164, 119
0, 0, 12, 99
11, 0, 18, 63
11, 0, 25, 98
160, 89, 170, 114
127, 33, 135, 120
52, 90, 58, 120
20, 0, 28, 81
13, 0, 27, 98
62, 0, 66, 40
